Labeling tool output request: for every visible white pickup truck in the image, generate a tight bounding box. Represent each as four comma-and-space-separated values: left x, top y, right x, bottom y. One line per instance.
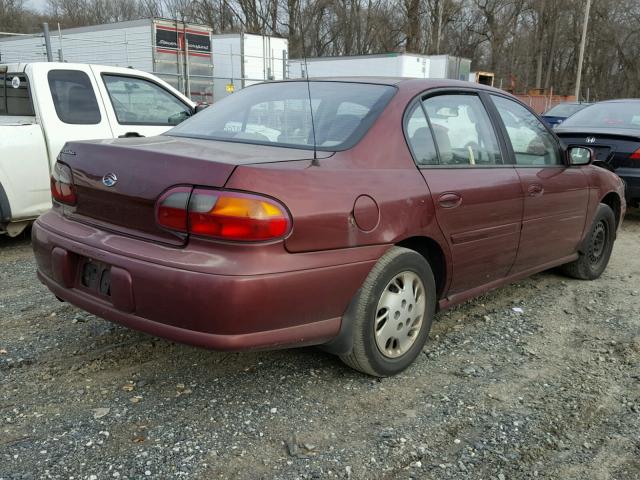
0, 62, 197, 236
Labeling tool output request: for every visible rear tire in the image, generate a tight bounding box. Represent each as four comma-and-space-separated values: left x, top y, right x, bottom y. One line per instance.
340, 247, 436, 377
561, 203, 616, 280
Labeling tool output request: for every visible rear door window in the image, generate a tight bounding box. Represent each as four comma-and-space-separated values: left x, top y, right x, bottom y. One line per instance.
48, 70, 101, 124
102, 74, 192, 126
422, 94, 503, 166
405, 103, 438, 166
0, 73, 34, 116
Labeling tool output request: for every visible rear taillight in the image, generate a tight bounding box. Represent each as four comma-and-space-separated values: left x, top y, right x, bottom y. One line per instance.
156, 187, 291, 242
630, 148, 640, 160
156, 187, 191, 232
50, 162, 77, 205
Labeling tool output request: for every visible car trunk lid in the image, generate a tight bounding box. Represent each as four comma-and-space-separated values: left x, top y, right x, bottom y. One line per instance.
60, 136, 322, 246
556, 127, 640, 169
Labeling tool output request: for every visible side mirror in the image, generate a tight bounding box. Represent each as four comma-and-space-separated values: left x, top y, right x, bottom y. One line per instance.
567, 146, 593, 166
168, 110, 191, 126
194, 103, 209, 114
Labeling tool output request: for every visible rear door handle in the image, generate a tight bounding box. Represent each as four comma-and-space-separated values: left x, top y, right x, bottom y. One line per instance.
438, 192, 463, 209
527, 184, 544, 197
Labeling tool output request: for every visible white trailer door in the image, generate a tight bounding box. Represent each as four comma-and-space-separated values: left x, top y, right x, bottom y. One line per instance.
30, 63, 115, 165
91, 65, 195, 138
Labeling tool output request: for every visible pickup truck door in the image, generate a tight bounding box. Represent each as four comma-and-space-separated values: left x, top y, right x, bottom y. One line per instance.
90, 66, 195, 139
30, 64, 115, 167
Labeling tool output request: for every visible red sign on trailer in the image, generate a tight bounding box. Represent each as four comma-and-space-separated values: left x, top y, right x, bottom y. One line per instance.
155, 25, 211, 57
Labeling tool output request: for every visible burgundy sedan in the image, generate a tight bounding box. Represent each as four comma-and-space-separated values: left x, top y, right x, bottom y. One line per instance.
33, 78, 625, 376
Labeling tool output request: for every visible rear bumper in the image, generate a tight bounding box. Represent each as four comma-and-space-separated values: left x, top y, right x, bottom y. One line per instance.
32, 212, 384, 351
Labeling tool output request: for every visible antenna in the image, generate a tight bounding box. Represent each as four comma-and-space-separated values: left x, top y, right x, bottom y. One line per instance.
296, 0, 319, 165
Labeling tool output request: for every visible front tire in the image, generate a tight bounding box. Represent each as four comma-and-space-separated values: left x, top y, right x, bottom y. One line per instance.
340, 247, 436, 377
561, 203, 616, 280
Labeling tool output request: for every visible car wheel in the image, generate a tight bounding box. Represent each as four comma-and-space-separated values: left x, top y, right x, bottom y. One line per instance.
340, 246, 436, 377
561, 203, 616, 280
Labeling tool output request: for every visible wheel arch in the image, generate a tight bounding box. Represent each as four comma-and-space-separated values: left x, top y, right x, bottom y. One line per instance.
0, 181, 11, 224
600, 191, 622, 230
395, 235, 448, 299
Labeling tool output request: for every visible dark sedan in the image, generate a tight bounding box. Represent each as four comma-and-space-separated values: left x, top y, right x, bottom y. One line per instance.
33, 79, 625, 376
542, 102, 590, 128
556, 99, 640, 207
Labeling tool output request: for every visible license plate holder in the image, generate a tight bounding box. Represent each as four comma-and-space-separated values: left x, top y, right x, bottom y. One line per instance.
81, 260, 111, 296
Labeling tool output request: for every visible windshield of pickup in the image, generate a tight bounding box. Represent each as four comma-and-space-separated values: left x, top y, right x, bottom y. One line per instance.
167, 81, 396, 151
0, 72, 34, 116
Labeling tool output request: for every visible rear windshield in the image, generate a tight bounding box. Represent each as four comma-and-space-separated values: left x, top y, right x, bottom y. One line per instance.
561, 102, 640, 129
167, 81, 396, 151
0, 72, 34, 116
544, 103, 587, 117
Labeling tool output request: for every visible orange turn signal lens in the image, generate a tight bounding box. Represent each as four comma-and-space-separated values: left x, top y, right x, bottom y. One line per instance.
188, 189, 290, 241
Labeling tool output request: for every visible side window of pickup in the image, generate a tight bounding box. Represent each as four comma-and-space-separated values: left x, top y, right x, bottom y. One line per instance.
0, 73, 34, 116
48, 70, 102, 125
102, 75, 192, 126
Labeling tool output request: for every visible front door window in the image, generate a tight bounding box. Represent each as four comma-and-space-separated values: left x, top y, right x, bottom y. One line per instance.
103, 75, 191, 126
491, 95, 561, 166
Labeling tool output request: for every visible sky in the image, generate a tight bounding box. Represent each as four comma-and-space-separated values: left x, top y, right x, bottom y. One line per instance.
25, 0, 47, 13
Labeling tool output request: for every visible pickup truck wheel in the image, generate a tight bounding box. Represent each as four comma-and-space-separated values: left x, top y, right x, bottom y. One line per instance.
561, 203, 615, 280
340, 247, 436, 377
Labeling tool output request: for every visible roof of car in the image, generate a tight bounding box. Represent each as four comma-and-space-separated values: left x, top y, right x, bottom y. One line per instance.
553, 102, 591, 106
303, 76, 405, 85
279, 77, 503, 94
287, 76, 480, 86
598, 99, 640, 103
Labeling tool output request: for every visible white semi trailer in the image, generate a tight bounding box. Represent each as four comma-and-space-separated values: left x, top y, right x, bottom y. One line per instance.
288, 52, 471, 81
211, 33, 288, 101
0, 19, 289, 103
288, 53, 430, 79
427, 54, 472, 81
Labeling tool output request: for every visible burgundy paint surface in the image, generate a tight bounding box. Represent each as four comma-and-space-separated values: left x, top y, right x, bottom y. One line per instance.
420, 167, 522, 294
511, 166, 589, 271
32, 78, 626, 352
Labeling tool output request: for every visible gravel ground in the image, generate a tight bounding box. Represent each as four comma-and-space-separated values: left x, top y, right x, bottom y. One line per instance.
1, 210, 639, 480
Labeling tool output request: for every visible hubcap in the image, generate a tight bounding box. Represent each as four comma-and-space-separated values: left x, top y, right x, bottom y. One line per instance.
588, 221, 607, 264
374, 271, 426, 359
